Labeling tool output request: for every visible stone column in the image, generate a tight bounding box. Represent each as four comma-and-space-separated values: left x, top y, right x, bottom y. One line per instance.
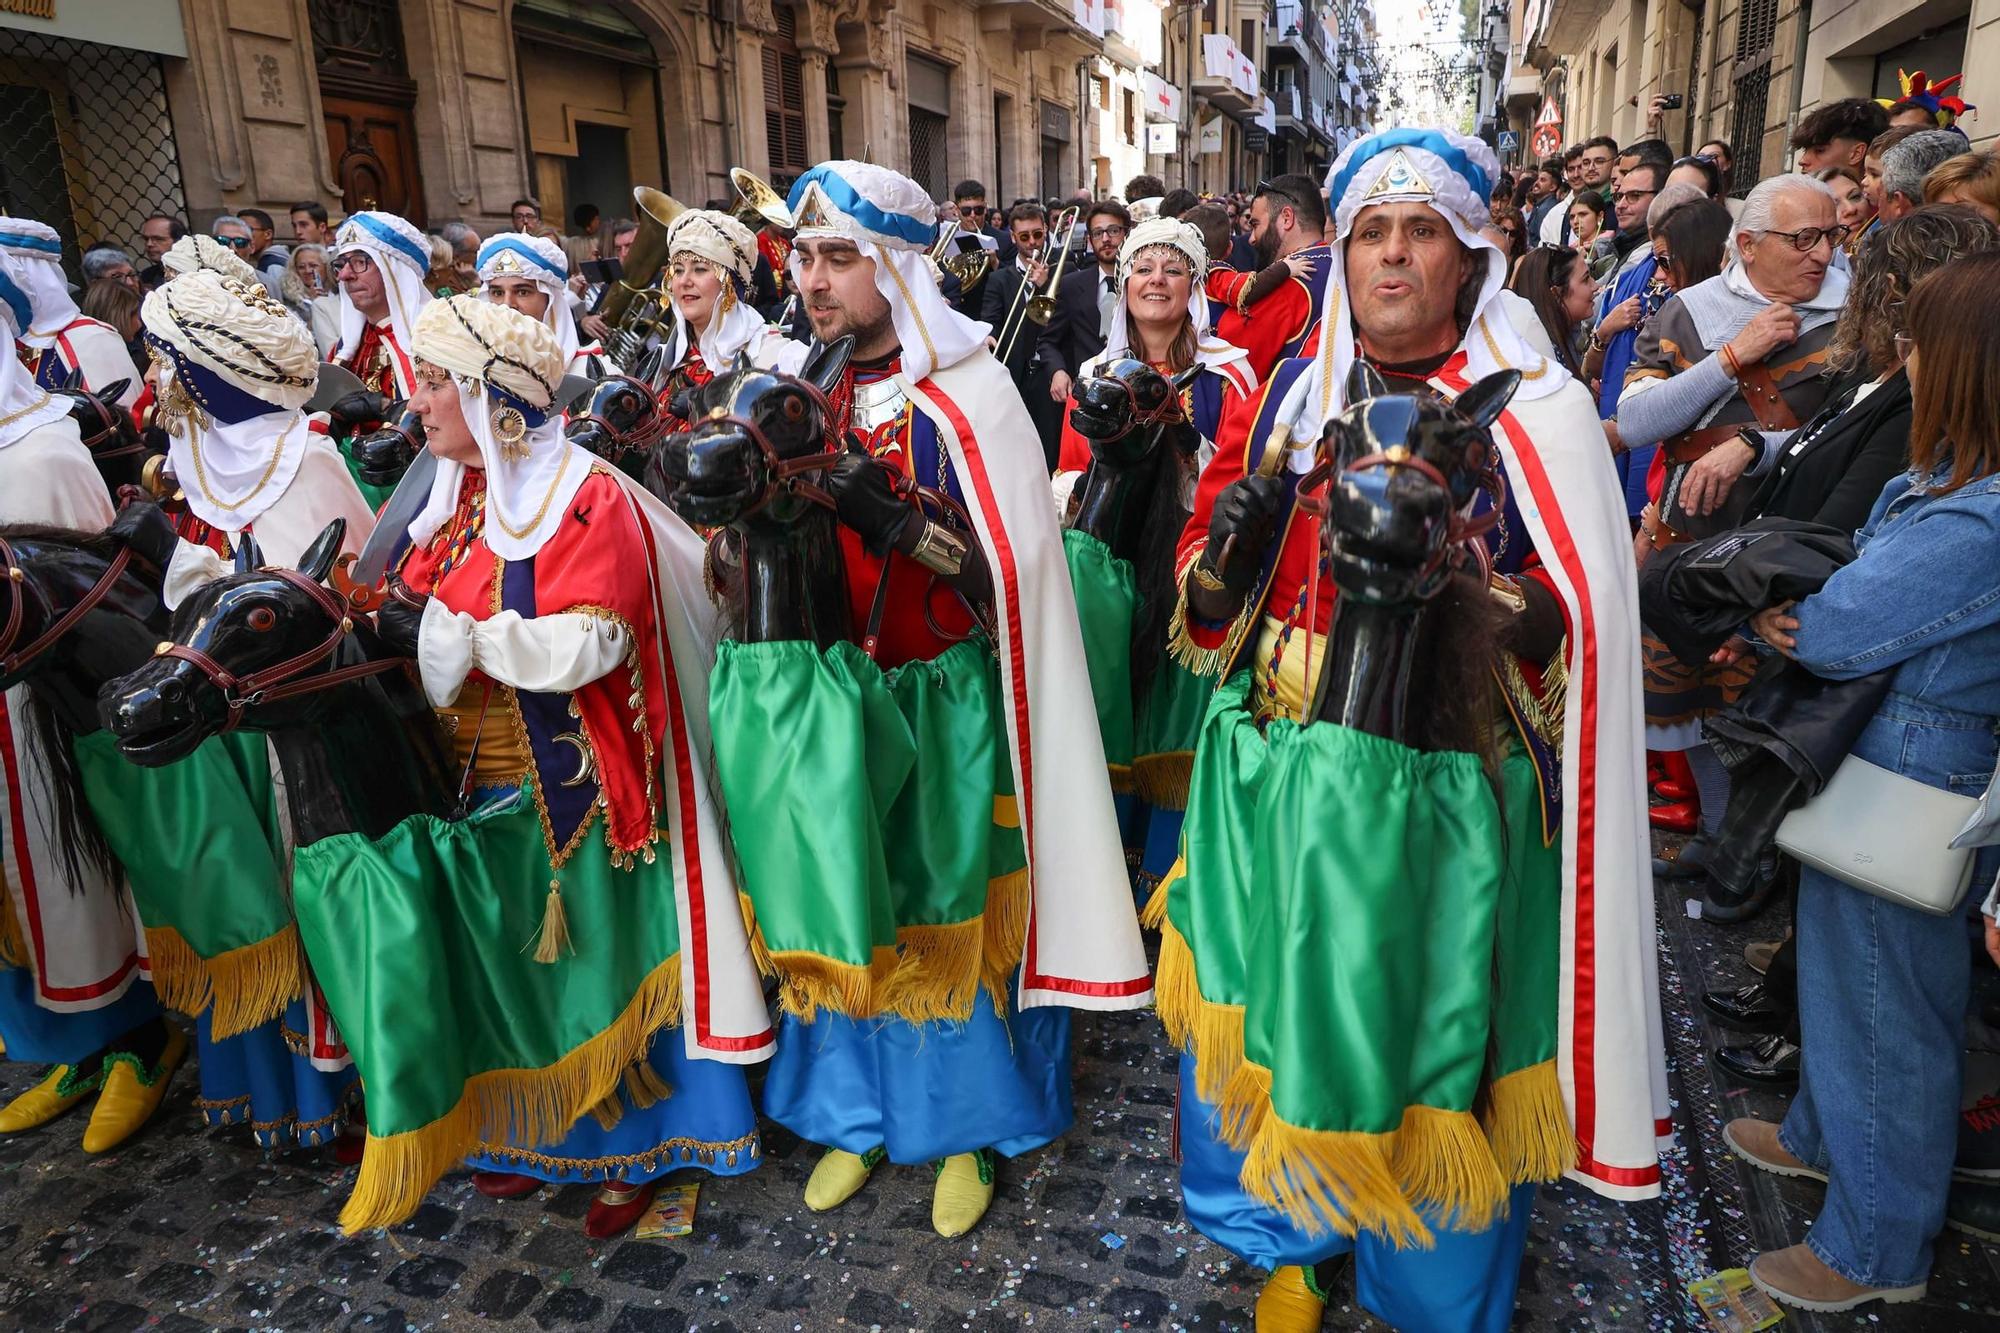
801, 50, 833, 163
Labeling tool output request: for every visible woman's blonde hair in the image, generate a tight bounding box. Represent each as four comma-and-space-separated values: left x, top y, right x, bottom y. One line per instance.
1922, 146, 2000, 214
1906, 250, 2000, 490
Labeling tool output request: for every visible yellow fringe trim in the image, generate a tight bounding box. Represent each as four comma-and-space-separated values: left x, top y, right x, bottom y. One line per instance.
0, 891, 27, 970
1481, 1059, 1577, 1185
624, 1060, 672, 1108
979, 866, 1030, 1008
1388, 1104, 1509, 1232
1139, 860, 1179, 930
740, 889, 894, 1019
338, 952, 684, 1234
1166, 593, 1246, 678
882, 917, 984, 1024
1154, 912, 1246, 1106
1130, 753, 1193, 810
142, 924, 305, 1040
1238, 1106, 1431, 1250
1107, 761, 1135, 796
587, 1096, 623, 1131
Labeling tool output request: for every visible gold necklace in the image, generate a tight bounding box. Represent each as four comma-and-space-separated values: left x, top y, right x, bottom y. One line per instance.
189, 415, 295, 513
492, 447, 574, 540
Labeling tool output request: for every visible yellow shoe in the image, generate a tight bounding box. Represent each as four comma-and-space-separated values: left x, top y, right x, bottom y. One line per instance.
1254, 1265, 1327, 1332
930, 1149, 995, 1238
81, 1024, 187, 1154
804, 1145, 883, 1211
0, 1065, 95, 1133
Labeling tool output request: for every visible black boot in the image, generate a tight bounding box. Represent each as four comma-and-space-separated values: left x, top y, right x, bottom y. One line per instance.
1714, 1032, 1800, 1088
1653, 836, 1713, 882
1700, 982, 1791, 1035
1946, 1178, 2000, 1241
1956, 1094, 2000, 1181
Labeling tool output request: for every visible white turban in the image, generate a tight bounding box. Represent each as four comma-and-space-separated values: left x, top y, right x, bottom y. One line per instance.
1103, 217, 1253, 388
661, 208, 770, 375
162, 233, 260, 286
407, 293, 581, 561
331, 211, 435, 394
785, 161, 988, 380
476, 232, 585, 368
1276, 128, 1567, 458
141, 271, 322, 530
0, 219, 81, 351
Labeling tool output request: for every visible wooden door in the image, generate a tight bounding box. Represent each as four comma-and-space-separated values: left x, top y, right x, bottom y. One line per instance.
323, 96, 425, 225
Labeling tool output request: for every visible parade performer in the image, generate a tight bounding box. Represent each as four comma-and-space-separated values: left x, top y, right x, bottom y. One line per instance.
0, 221, 142, 413
161, 233, 260, 285
1213, 175, 1335, 381
476, 231, 616, 377
654, 208, 806, 434
1053, 216, 1255, 898
694, 161, 1150, 1239
293, 294, 769, 1238
326, 210, 434, 504
0, 283, 180, 1153
1154, 129, 1666, 1331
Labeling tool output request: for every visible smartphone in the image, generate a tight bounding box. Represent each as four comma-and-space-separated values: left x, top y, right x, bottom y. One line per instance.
1658, 92, 1684, 111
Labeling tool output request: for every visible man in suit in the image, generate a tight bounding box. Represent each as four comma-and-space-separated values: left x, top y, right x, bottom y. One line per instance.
980, 201, 1061, 463
1038, 198, 1130, 409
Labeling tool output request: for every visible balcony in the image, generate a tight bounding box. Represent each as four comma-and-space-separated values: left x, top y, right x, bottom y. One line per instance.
976, 0, 1106, 53
1269, 1, 1328, 66
1195, 31, 1262, 114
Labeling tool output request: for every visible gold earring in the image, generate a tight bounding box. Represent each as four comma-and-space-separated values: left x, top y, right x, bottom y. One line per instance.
719, 282, 737, 314
491, 406, 529, 463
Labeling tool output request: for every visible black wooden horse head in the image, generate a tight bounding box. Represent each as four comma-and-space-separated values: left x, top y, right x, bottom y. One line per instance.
52, 378, 153, 497
568, 375, 666, 469
98, 519, 382, 765
0, 525, 166, 720
646, 336, 854, 529
1311, 363, 1520, 608
351, 400, 419, 489
1067, 359, 1201, 468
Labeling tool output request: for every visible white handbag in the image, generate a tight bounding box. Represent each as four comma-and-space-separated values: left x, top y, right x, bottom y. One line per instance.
1775, 755, 1980, 915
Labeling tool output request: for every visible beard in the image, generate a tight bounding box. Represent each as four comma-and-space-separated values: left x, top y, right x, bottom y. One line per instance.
808, 296, 895, 356
1252, 226, 1279, 268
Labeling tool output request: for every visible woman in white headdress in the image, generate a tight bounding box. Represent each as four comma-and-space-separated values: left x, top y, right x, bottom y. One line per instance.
1053, 216, 1257, 899
287, 293, 768, 1239
655, 208, 805, 431
477, 231, 614, 376
0, 219, 142, 412
161, 233, 260, 286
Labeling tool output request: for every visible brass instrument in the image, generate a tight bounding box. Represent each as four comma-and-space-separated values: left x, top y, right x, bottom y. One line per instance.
995, 205, 1079, 365
939, 248, 994, 294
730, 167, 794, 231
927, 220, 961, 263
601, 185, 687, 367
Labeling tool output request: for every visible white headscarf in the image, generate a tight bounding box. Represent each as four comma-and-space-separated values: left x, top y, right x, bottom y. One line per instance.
162, 233, 260, 285
1278, 128, 1568, 459
476, 232, 584, 366
661, 209, 772, 375
331, 211, 434, 392
1102, 217, 1255, 388
0, 254, 67, 450
0, 219, 82, 350
406, 294, 579, 561
785, 161, 989, 381
140, 271, 320, 530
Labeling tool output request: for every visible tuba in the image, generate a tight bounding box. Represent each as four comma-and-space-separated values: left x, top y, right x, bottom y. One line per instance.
730, 167, 794, 231
601, 185, 687, 366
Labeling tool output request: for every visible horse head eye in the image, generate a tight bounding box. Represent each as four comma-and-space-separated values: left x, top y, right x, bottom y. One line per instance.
780, 394, 807, 423
247, 607, 277, 632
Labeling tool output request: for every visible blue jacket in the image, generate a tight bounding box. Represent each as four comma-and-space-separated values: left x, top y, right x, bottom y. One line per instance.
1596, 253, 1661, 517
1791, 467, 2000, 793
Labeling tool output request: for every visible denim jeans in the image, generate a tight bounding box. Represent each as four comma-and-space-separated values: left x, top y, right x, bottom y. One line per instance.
1779, 864, 1970, 1288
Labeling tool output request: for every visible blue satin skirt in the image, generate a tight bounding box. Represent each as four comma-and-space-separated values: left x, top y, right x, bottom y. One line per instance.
195, 1001, 359, 1150
468, 1027, 760, 1185
1114, 796, 1186, 910
0, 965, 159, 1065
1176, 1053, 1534, 1333
762, 987, 1073, 1163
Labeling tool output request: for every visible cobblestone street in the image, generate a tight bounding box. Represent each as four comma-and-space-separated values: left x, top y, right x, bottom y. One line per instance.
3, 879, 1998, 1333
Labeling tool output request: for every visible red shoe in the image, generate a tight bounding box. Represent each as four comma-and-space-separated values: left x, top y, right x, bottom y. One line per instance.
473, 1170, 543, 1200
1653, 750, 1697, 805
332, 1128, 366, 1166
584, 1180, 657, 1238
1654, 779, 1694, 802
1649, 800, 1699, 834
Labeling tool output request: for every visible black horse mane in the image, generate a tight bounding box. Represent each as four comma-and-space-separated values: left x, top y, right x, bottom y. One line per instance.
1127, 431, 1196, 702
0, 522, 121, 555
1400, 564, 1504, 765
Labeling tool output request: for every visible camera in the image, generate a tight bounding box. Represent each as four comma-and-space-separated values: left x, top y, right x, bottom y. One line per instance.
1657, 92, 1685, 111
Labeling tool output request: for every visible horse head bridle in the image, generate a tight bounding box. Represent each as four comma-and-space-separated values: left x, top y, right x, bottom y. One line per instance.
0, 535, 135, 678
1294, 437, 1507, 591
156, 565, 406, 731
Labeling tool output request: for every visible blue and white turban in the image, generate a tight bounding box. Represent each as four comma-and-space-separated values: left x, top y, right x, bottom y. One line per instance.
477, 232, 587, 367
785, 161, 988, 381
0, 219, 82, 350
1276, 127, 1566, 454
331, 210, 434, 390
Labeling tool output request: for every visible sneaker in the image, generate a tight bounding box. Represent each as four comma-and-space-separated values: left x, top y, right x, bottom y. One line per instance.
1954, 1094, 2000, 1181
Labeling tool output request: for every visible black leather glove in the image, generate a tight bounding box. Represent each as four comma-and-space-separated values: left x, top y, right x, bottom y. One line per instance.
1204, 475, 1290, 594
327, 389, 390, 438
107, 497, 182, 572
354, 417, 419, 488
373, 591, 428, 659
826, 452, 917, 556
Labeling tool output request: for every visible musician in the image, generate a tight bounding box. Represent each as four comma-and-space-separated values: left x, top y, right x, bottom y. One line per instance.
0, 220, 142, 413
1037, 199, 1131, 409
476, 231, 616, 377
977, 202, 1062, 461
753, 211, 793, 321
1212, 174, 1336, 381
0, 272, 179, 1157
655, 209, 806, 433
311, 294, 767, 1237
1159, 129, 1662, 1331
753, 160, 1149, 1238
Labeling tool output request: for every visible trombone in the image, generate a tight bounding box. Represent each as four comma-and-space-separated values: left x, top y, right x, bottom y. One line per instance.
995, 205, 1079, 365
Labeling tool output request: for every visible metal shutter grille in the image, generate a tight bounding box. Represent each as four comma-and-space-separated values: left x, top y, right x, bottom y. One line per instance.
909, 107, 949, 201
1728, 0, 1780, 192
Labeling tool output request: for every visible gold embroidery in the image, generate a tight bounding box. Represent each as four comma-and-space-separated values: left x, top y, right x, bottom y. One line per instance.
472, 1130, 761, 1177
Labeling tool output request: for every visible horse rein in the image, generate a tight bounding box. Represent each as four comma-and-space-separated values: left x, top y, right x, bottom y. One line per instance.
1293, 448, 1504, 589
158, 566, 406, 731
0, 537, 136, 677
67, 393, 147, 461
571, 377, 667, 462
